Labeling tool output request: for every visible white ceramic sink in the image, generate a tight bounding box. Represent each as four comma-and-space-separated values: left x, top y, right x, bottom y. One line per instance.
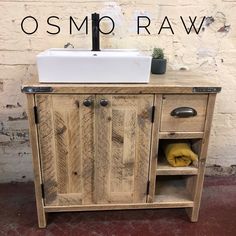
37, 49, 151, 83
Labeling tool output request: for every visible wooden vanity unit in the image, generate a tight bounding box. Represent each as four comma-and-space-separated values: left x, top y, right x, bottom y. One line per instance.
22, 71, 221, 228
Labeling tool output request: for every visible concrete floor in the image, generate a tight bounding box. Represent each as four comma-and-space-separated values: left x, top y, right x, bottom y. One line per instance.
0, 176, 235, 236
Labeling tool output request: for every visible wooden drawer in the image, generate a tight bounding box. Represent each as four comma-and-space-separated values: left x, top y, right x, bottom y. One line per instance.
160, 95, 208, 132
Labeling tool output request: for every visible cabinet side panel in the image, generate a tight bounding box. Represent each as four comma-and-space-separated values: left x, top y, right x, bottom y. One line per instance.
36, 94, 58, 206
186, 93, 217, 221
27, 94, 47, 227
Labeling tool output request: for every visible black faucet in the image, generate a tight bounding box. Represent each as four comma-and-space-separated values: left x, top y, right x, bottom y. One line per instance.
92, 13, 100, 51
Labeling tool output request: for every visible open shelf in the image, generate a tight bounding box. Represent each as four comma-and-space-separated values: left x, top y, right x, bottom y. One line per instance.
156, 154, 198, 176
154, 176, 194, 206
156, 139, 201, 176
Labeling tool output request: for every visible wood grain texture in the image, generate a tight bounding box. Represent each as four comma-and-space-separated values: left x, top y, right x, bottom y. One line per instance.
26, 94, 47, 228
44, 200, 194, 213
156, 161, 198, 176
54, 110, 69, 194
186, 94, 217, 222
161, 95, 208, 132
95, 95, 153, 204
22, 71, 221, 94
147, 95, 162, 203
133, 95, 153, 202
36, 94, 58, 206
36, 95, 95, 206
94, 95, 112, 204
80, 95, 95, 204
23, 75, 220, 227
159, 132, 204, 139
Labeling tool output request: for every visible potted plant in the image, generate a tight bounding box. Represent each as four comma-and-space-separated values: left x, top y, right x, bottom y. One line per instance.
151, 48, 167, 74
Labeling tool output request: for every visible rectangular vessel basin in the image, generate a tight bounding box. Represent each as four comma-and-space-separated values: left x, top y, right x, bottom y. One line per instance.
37, 49, 151, 83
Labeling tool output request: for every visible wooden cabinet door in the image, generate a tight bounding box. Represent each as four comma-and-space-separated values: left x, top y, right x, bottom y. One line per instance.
36, 94, 95, 206
94, 95, 154, 204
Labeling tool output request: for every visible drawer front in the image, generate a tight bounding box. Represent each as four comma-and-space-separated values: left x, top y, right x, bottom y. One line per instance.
160, 95, 208, 132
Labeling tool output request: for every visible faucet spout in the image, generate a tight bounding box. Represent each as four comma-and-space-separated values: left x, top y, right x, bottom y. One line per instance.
92, 13, 100, 51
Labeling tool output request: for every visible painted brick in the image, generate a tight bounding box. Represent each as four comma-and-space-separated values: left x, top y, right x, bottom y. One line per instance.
0, 81, 3, 91
0, 0, 236, 181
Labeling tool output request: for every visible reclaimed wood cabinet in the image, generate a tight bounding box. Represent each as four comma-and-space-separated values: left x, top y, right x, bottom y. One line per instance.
36, 94, 153, 206
22, 71, 221, 228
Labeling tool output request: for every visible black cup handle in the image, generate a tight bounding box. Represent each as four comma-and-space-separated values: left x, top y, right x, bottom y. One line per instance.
170, 107, 197, 118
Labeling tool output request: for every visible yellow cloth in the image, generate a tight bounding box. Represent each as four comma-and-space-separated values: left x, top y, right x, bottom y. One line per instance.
164, 143, 198, 167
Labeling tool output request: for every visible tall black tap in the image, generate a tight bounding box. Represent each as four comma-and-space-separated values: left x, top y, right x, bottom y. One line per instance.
92, 13, 100, 51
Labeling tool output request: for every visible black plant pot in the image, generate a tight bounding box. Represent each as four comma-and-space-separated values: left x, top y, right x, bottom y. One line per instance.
151, 58, 167, 74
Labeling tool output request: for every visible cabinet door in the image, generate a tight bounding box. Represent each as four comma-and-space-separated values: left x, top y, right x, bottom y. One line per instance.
36, 94, 95, 206
95, 95, 154, 203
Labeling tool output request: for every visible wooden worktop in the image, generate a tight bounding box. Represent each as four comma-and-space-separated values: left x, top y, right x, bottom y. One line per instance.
22, 71, 221, 94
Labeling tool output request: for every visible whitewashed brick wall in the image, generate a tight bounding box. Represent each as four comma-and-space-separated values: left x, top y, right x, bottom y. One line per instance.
0, 0, 236, 182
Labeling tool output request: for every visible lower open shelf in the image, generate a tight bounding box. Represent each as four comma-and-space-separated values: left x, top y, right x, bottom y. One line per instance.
154, 176, 194, 205
156, 156, 198, 176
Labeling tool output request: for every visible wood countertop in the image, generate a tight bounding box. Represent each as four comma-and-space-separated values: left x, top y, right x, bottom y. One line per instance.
22, 71, 221, 94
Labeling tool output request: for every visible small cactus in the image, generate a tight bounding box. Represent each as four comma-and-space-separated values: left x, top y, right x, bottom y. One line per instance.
152, 48, 164, 59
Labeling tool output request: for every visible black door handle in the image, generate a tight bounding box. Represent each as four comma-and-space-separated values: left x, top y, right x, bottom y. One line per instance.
83, 99, 93, 107
100, 99, 109, 107
170, 107, 197, 118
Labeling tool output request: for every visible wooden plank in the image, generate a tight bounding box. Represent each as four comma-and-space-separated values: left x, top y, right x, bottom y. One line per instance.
80, 95, 95, 204
58, 193, 83, 206
159, 132, 204, 139
54, 109, 69, 194
94, 95, 153, 204
37, 95, 95, 207
94, 95, 112, 204
22, 71, 221, 94
160, 95, 208, 132
122, 109, 136, 194
36, 94, 58, 206
147, 95, 162, 203
51, 96, 82, 197
186, 94, 217, 222
156, 161, 198, 176
67, 98, 81, 194
20, 86, 213, 95
133, 95, 153, 202
44, 201, 194, 213
110, 109, 125, 193
26, 94, 47, 228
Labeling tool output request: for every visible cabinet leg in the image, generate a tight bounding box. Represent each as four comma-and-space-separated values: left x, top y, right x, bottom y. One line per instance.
185, 207, 199, 222
37, 209, 47, 228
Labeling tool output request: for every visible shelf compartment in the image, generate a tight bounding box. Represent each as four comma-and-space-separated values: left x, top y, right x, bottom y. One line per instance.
156, 139, 200, 176
156, 155, 198, 176
154, 176, 194, 205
